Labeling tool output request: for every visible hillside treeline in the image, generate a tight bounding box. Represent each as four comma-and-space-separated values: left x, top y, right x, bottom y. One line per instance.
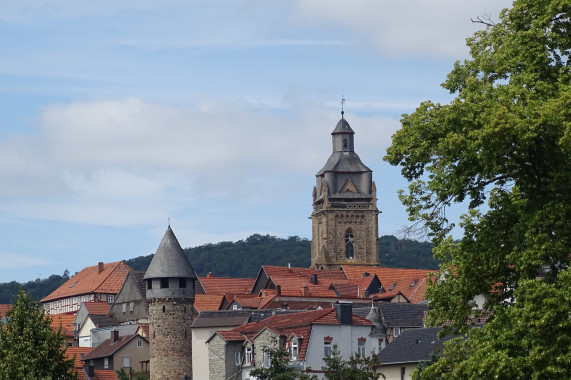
0, 234, 437, 303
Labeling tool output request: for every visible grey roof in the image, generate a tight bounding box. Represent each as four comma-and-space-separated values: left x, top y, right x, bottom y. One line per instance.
316, 152, 371, 176
89, 314, 119, 328
353, 302, 428, 328
379, 302, 428, 328
332, 118, 354, 135
143, 226, 197, 280
190, 309, 302, 328
378, 327, 453, 365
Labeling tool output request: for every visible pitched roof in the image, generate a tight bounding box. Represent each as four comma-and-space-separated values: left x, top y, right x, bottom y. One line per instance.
194, 294, 224, 312
83, 333, 147, 360
260, 265, 349, 298
93, 370, 118, 380
199, 276, 255, 295
342, 266, 437, 303
377, 327, 453, 365
143, 226, 197, 280
65, 347, 93, 370
84, 301, 111, 315
0, 304, 12, 318
191, 310, 252, 328
41, 261, 132, 303
352, 302, 428, 328
50, 313, 76, 337
219, 308, 372, 361
89, 314, 119, 328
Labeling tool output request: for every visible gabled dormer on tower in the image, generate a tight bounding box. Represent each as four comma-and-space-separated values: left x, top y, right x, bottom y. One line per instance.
311, 112, 380, 269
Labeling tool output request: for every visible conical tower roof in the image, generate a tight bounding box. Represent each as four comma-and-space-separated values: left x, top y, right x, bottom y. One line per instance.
143, 226, 197, 280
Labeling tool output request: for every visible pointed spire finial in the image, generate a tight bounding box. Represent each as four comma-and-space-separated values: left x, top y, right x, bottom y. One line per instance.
340, 96, 346, 118
168, 217, 171, 227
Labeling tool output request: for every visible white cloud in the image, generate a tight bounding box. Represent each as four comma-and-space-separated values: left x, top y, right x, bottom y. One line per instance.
292, 0, 513, 58
0, 252, 55, 269
0, 98, 398, 227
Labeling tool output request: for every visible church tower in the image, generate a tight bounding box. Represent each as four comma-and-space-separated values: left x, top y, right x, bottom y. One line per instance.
311, 111, 380, 269
144, 226, 197, 380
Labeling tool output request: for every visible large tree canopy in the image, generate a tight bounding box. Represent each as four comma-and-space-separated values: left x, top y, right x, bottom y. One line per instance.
0, 289, 77, 380
385, 0, 570, 378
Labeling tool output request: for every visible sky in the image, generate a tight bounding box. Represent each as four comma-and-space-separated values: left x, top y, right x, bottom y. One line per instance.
0, 0, 514, 283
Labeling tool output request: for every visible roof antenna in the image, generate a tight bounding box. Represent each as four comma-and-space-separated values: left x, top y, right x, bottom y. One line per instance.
340, 95, 346, 118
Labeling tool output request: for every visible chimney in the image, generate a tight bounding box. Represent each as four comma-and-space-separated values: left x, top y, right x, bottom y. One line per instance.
276, 285, 282, 295
310, 273, 318, 284
363, 272, 370, 277
111, 329, 119, 343
98, 262, 104, 274
301, 284, 310, 297
335, 301, 353, 325
207, 272, 214, 278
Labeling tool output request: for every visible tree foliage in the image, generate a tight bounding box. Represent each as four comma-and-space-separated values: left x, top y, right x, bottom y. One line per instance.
385, 0, 570, 378
322, 344, 384, 380
248, 343, 318, 380
0, 289, 77, 380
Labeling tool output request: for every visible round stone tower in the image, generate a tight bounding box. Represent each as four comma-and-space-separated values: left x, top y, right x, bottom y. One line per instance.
144, 226, 197, 380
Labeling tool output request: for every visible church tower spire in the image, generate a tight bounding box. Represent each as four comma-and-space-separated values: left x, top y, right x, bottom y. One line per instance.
311, 110, 379, 269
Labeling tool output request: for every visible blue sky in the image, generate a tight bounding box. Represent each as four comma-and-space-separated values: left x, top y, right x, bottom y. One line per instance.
0, 0, 513, 282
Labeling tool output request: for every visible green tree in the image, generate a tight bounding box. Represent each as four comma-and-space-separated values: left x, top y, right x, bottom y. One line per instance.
385, 0, 571, 379
322, 344, 384, 380
0, 289, 77, 380
249, 343, 318, 380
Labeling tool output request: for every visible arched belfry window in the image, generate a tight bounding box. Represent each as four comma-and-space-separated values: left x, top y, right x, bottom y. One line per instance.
345, 229, 354, 259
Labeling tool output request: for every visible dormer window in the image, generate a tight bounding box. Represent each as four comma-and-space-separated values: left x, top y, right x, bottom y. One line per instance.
291, 340, 299, 360
345, 229, 354, 259
179, 278, 187, 288
160, 278, 169, 289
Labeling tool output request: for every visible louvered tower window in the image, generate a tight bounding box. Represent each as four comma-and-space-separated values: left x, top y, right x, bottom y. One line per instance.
345, 229, 354, 259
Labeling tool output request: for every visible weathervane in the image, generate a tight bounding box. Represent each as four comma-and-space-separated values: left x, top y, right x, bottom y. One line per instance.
340, 96, 346, 118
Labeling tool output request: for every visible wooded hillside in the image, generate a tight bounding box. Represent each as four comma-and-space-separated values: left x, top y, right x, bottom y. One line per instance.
0, 234, 437, 303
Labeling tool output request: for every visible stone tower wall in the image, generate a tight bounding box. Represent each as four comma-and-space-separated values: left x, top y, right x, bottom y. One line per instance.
311, 207, 379, 268
149, 297, 194, 380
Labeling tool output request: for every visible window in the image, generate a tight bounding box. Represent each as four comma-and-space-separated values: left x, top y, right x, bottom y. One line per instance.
378, 338, 384, 352
401, 366, 406, 380
232, 304, 239, 310
104, 358, 109, 369
394, 327, 401, 337
357, 338, 366, 357
160, 278, 169, 288
123, 356, 130, 368
129, 302, 134, 312
245, 347, 252, 365
107, 295, 115, 304
324, 339, 332, 357
235, 352, 241, 366
137, 339, 143, 347
345, 229, 354, 259
291, 340, 299, 360
122, 303, 127, 313
262, 349, 271, 368
147, 280, 153, 290
179, 278, 187, 288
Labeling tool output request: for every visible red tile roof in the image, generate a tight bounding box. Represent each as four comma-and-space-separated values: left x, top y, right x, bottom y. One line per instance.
199, 276, 255, 295
50, 313, 76, 337
41, 261, 132, 303
94, 370, 118, 380
84, 301, 111, 315
342, 266, 437, 303
65, 347, 93, 370
0, 304, 12, 318
194, 294, 224, 312
218, 308, 372, 361
261, 265, 349, 298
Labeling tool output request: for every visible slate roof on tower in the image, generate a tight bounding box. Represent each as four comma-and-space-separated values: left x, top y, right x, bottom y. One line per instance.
143, 226, 197, 280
